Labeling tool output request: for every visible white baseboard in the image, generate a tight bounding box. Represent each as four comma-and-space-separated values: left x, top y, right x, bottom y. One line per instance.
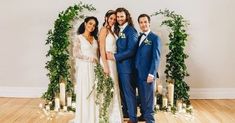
0, 86, 235, 99
0, 86, 47, 98
190, 88, 235, 99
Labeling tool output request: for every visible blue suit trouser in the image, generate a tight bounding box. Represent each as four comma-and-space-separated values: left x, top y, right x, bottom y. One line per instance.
137, 77, 155, 123
119, 73, 137, 122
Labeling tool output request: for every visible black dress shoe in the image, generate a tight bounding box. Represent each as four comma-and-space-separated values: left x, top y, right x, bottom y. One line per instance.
138, 116, 146, 121
123, 115, 129, 118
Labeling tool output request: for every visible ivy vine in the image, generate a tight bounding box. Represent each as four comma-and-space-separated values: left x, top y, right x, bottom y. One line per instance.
94, 63, 114, 123
152, 9, 190, 105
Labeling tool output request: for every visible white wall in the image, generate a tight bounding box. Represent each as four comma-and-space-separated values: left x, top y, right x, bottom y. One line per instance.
0, 0, 235, 98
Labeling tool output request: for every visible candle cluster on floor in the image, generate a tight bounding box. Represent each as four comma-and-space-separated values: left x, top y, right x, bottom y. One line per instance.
154, 80, 193, 115
39, 82, 76, 118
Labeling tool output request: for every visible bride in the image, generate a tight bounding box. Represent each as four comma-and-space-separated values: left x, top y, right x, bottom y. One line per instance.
99, 10, 123, 123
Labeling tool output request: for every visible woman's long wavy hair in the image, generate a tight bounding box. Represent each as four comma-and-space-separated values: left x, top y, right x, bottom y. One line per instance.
114, 7, 134, 36
103, 10, 116, 35
77, 16, 99, 40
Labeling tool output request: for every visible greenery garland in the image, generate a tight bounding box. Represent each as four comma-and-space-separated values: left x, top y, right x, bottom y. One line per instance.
93, 63, 114, 123
152, 9, 190, 105
42, 2, 96, 109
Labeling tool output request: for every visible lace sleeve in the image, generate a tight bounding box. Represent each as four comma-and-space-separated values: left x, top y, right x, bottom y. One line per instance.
73, 37, 94, 62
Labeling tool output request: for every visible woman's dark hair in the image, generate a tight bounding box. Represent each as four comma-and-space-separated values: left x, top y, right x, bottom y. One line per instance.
77, 16, 99, 40
114, 7, 134, 35
103, 10, 116, 36
103, 10, 116, 27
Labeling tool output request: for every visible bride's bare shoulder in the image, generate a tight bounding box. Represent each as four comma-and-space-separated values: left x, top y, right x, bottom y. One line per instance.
100, 27, 108, 34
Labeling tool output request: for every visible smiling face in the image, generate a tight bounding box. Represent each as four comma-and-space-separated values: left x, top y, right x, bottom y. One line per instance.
138, 16, 150, 32
85, 19, 96, 33
107, 14, 116, 27
116, 11, 127, 26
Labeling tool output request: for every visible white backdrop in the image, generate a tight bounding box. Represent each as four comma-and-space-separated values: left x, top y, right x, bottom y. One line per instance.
0, 0, 235, 98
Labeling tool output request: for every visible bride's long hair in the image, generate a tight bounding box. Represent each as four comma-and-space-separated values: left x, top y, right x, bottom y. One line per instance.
103, 10, 116, 35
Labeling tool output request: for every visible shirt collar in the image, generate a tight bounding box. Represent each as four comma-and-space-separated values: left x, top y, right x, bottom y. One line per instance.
119, 22, 128, 32
142, 29, 151, 36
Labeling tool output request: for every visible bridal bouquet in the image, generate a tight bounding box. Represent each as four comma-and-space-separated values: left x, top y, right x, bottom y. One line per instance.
88, 63, 114, 123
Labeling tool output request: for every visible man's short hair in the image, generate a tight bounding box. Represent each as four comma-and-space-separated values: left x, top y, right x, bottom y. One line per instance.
138, 14, 151, 23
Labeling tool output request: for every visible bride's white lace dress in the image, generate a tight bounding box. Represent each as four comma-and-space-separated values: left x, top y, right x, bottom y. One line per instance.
100, 32, 123, 123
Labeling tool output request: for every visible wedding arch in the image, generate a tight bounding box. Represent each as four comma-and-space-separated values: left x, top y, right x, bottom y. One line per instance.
42, 1, 191, 120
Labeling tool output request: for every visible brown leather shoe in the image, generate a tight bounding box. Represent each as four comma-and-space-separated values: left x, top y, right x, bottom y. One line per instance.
127, 120, 138, 123
127, 120, 133, 123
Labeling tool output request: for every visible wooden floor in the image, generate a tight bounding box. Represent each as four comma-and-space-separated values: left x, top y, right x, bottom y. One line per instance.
0, 98, 235, 123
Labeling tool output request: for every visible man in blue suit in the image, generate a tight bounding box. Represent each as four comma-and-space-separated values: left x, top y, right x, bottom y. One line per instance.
135, 14, 161, 123
107, 7, 138, 123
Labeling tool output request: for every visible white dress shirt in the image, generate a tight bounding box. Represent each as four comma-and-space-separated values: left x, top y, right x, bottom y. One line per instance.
139, 29, 151, 46
119, 22, 128, 33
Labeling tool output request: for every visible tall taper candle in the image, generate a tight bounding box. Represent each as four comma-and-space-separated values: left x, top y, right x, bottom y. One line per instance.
60, 82, 66, 106
168, 83, 174, 106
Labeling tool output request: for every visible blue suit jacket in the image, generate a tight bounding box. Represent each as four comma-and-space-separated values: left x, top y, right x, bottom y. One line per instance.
114, 25, 138, 74
135, 31, 161, 80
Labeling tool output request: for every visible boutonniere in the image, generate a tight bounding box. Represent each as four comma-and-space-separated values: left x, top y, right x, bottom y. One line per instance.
143, 39, 152, 45
119, 32, 126, 39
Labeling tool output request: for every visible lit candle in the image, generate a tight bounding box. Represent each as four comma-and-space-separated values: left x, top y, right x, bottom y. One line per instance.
60, 82, 66, 106
188, 105, 193, 110
167, 106, 171, 112
67, 96, 72, 106
168, 83, 174, 106
45, 104, 50, 111
72, 102, 76, 108
157, 85, 163, 94
63, 106, 67, 112
156, 104, 160, 110
39, 103, 43, 108
74, 84, 77, 93
177, 100, 182, 112
55, 97, 60, 111
162, 97, 168, 107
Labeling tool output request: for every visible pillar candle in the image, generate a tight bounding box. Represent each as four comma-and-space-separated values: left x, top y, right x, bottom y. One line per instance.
60, 82, 66, 106
63, 106, 67, 112
55, 97, 60, 111
168, 83, 174, 106
72, 102, 76, 109
67, 96, 72, 106
45, 104, 50, 111
157, 85, 163, 94
162, 97, 168, 107
39, 103, 43, 108
177, 100, 183, 111
167, 106, 171, 112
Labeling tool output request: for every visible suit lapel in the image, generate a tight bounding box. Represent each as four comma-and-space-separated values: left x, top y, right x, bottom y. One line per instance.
117, 25, 129, 42
139, 31, 151, 48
